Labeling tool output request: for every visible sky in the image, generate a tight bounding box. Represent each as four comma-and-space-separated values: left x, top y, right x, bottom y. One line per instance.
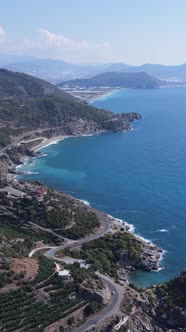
0, 0, 186, 65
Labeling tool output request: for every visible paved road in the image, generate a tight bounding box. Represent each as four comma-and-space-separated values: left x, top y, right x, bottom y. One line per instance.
45, 210, 111, 260
29, 210, 123, 332
45, 246, 123, 332
0, 126, 65, 156
44, 214, 123, 332
72, 274, 122, 332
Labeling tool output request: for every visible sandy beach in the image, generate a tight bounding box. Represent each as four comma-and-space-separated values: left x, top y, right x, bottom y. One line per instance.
63, 87, 121, 103
87, 88, 120, 103
31, 135, 68, 152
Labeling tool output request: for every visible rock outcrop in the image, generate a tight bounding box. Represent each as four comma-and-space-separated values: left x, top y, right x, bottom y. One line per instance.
79, 278, 110, 305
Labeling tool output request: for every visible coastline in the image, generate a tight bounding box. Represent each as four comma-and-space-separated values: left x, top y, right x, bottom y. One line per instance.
88, 88, 120, 103
15, 139, 164, 277
31, 135, 68, 152
30, 133, 100, 153
3, 110, 163, 282
63, 88, 120, 103
106, 213, 164, 268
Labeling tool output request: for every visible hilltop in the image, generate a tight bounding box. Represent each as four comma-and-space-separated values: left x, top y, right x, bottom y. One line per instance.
58, 71, 162, 89
0, 68, 77, 101
107, 63, 186, 81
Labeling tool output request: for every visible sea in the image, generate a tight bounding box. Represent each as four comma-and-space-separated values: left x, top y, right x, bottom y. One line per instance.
18, 86, 186, 288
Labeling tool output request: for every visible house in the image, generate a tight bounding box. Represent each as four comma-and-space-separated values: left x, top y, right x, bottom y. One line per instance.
35, 187, 46, 196
34, 187, 47, 201
58, 269, 71, 280
1, 186, 25, 198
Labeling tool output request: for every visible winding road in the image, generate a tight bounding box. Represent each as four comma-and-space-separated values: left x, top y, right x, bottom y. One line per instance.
29, 210, 123, 332
73, 274, 122, 332
45, 209, 111, 260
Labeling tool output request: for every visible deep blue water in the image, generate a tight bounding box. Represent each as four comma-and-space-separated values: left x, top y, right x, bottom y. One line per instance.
19, 87, 186, 287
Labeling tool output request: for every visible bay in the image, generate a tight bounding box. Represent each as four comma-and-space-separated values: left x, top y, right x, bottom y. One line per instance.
19, 87, 186, 287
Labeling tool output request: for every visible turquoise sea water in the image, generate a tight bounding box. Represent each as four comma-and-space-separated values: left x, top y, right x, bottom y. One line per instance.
18, 87, 186, 288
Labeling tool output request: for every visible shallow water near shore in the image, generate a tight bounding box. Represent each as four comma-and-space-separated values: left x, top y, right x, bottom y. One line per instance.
18, 87, 186, 288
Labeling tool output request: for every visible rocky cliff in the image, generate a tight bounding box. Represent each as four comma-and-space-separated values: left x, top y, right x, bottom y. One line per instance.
99, 271, 186, 332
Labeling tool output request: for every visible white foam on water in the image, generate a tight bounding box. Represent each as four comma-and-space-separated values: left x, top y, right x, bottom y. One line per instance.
25, 171, 39, 175
36, 138, 64, 151
154, 249, 167, 272
106, 213, 135, 234
158, 229, 169, 233
159, 249, 167, 262
16, 164, 22, 169
80, 199, 91, 206
81, 134, 94, 137
153, 266, 165, 272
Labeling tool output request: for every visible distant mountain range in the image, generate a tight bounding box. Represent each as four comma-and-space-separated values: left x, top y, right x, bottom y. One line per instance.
106, 63, 186, 81
0, 55, 108, 83
1, 55, 186, 82
58, 72, 162, 89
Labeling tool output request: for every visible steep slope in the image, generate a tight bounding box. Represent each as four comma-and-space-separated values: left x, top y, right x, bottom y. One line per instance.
100, 271, 186, 332
58, 71, 162, 89
154, 271, 186, 329
0, 70, 141, 151
0, 68, 77, 101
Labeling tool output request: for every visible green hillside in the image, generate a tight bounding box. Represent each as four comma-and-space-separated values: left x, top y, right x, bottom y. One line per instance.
0, 69, 141, 149
58, 71, 162, 89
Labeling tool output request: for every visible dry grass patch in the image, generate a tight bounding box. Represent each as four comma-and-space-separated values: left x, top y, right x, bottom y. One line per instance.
11, 257, 38, 280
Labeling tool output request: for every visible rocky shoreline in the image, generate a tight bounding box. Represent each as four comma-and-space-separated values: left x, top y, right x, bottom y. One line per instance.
0, 127, 163, 278
104, 215, 163, 274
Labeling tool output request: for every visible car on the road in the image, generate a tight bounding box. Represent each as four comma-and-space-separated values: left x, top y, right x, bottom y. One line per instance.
112, 290, 116, 295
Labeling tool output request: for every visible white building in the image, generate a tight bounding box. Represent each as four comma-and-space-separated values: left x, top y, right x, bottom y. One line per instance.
58, 269, 71, 280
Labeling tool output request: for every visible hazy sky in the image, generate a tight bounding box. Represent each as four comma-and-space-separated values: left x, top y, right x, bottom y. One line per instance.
0, 0, 186, 65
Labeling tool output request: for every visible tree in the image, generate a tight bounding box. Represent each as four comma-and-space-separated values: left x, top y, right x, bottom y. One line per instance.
84, 302, 98, 317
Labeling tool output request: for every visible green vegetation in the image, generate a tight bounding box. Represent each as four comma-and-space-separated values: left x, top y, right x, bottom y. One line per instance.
84, 301, 102, 317
0, 127, 22, 148
22, 197, 72, 229
0, 95, 114, 131
65, 232, 143, 277
0, 68, 76, 100
69, 261, 101, 284
155, 271, 186, 309
0, 69, 141, 152
0, 188, 100, 240
0, 222, 33, 258
32, 256, 55, 285
0, 261, 26, 288
0, 221, 60, 245
59, 208, 100, 239
0, 216, 61, 258
0, 258, 102, 332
